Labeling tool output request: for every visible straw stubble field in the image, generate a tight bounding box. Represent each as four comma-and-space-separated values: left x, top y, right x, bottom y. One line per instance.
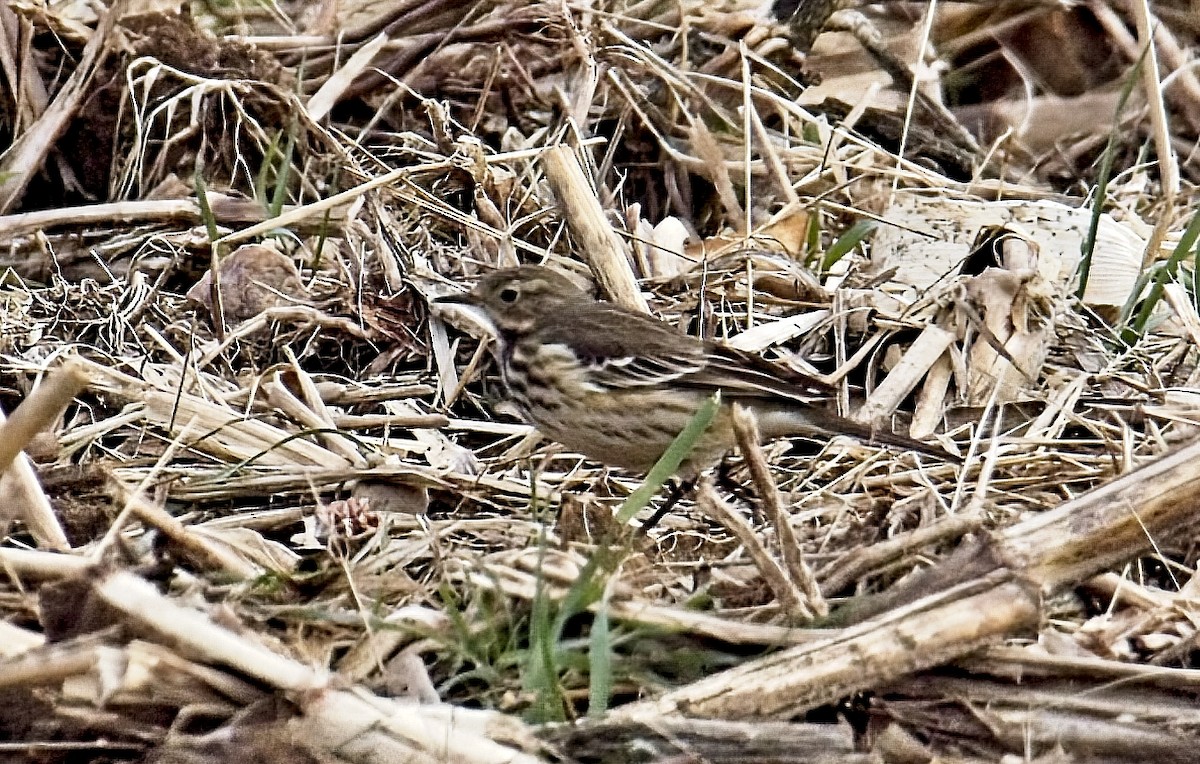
1, 1, 1200, 762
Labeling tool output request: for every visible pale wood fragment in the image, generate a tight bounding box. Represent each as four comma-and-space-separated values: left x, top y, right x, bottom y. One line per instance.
542, 145, 648, 312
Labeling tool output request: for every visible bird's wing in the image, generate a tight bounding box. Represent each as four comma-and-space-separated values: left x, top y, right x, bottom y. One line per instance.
535, 304, 834, 404
534, 305, 708, 390
685, 344, 835, 404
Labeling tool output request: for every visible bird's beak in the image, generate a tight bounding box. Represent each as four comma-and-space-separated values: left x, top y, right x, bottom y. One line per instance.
433, 291, 479, 307
431, 290, 496, 337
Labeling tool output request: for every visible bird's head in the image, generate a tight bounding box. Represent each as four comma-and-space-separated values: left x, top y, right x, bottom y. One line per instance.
434, 265, 589, 336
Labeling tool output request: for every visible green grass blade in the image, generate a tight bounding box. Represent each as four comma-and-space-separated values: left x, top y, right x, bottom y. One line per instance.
523, 489, 566, 722
1124, 208, 1200, 342
193, 170, 219, 244
821, 219, 876, 272
804, 211, 821, 266
255, 131, 282, 207
551, 549, 607, 639
1194, 222, 1200, 312
614, 392, 720, 525
1083, 44, 1147, 302
269, 123, 297, 217
587, 590, 613, 718
522, 394, 720, 719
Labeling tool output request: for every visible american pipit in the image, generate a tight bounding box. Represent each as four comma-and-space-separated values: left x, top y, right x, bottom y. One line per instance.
435, 265, 954, 476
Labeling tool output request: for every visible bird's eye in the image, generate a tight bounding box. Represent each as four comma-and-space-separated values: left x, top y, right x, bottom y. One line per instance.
498, 287, 519, 304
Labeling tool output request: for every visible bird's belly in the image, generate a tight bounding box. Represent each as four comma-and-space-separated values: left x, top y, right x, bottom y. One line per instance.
507, 360, 730, 473
543, 397, 732, 473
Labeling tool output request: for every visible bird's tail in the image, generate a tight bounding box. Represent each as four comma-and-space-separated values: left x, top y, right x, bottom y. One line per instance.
830, 415, 961, 463
756, 404, 961, 463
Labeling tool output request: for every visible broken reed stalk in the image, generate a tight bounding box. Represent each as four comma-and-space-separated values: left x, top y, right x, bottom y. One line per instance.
0, 358, 90, 550
618, 570, 1038, 719
88, 568, 542, 763
730, 404, 827, 617
541, 144, 648, 313
696, 482, 813, 621
0, 358, 90, 476
617, 434, 1200, 719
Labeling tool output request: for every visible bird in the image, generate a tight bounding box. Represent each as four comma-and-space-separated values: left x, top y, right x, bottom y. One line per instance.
434, 265, 955, 478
